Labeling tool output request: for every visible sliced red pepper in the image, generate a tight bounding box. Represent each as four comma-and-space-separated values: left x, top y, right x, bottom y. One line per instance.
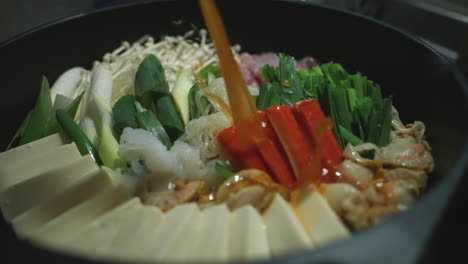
256, 111, 295, 188
217, 126, 268, 172
265, 105, 316, 182
293, 99, 343, 182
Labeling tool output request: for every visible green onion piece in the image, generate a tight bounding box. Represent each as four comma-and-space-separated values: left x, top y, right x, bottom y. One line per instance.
19, 76, 56, 145
256, 83, 282, 110
332, 86, 353, 131
64, 92, 85, 119
6, 111, 32, 150
347, 88, 357, 111
350, 73, 365, 98
339, 125, 364, 146
377, 97, 393, 147
296, 68, 310, 80
352, 110, 366, 140
198, 63, 221, 81
310, 71, 325, 95
215, 163, 234, 178
47, 91, 86, 136
188, 84, 200, 119
279, 53, 303, 105
135, 54, 170, 98
98, 117, 126, 169
365, 106, 381, 144
260, 65, 280, 83
155, 95, 185, 140
135, 109, 172, 149
323, 85, 345, 149
256, 83, 269, 110
56, 109, 102, 166
112, 95, 138, 136
188, 84, 212, 119
356, 97, 373, 132
135, 54, 185, 139
303, 74, 318, 99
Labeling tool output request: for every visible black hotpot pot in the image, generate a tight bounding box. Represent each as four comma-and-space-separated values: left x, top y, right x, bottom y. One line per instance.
1, 0, 467, 263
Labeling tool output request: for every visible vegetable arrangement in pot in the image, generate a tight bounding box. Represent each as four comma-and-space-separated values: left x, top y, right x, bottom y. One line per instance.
0, 0, 433, 262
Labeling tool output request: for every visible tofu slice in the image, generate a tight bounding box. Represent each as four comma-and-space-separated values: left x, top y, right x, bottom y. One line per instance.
61, 197, 142, 256
0, 143, 81, 193
1, 155, 98, 221
107, 205, 163, 257
0, 133, 68, 168
229, 205, 270, 260
291, 185, 350, 247
12, 168, 115, 237
143, 203, 200, 262
158, 205, 203, 262
29, 184, 129, 247
263, 194, 313, 256
118, 205, 165, 260
191, 204, 230, 262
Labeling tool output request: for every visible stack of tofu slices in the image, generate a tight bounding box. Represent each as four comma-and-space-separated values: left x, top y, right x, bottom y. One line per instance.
0, 133, 351, 262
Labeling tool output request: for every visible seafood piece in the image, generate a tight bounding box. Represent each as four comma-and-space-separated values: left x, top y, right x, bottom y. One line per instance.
380, 137, 434, 171
136, 178, 204, 211
321, 183, 370, 230
215, 169, 289, 212
337, 160, 374, 188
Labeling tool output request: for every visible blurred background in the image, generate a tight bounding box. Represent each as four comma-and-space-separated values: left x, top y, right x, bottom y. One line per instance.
0, 0, 466, 262
1, 0, 467, 75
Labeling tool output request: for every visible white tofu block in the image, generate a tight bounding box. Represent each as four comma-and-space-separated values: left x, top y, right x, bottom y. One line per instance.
0, 133, 68, 167
191, 204, 230, 262
62, 197, 142, 256
0, 143, 81, 193
1, 155, 98, 221
158, 205, 203, 262
107, 204, 162, 257
118, 205, 165, 260
144, 203, 200, 262
27, 184, 128, 246
292, 185, 350, 247
263, 194, 313, 256
12, 168, 115, 237
229, 205, 270, 260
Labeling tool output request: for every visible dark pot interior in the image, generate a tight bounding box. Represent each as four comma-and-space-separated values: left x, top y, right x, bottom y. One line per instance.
1, 0, 467, 263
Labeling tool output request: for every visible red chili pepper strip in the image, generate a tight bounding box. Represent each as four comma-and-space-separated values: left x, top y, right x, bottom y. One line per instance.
217, 126, 268, 172
293, 99, 343, 182
265, 105, 315, 181
256, 111, 295, 188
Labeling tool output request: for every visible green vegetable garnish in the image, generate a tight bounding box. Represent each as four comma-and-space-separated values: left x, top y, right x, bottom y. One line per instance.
135, 55, 185, 140
112, 95, 139, 136
135, 109, 172, 149
56, 109, 102, 166
260, 65, 279, 83
188, 84, 211, 120
155, 95, 185, 140
198, 63, 221, 81
19, 77, 56, 145
339, 125, 364, 146
257, 83, 282, 110
6, 111, 32, 150
135, 55, 170, 99
215, 163, 235, 178
278, 53, 303, 105
258, 55, 393, 148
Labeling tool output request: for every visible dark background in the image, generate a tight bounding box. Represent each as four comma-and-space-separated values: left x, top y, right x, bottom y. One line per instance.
0, 0, 466, 263
2, 0, 468, 75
